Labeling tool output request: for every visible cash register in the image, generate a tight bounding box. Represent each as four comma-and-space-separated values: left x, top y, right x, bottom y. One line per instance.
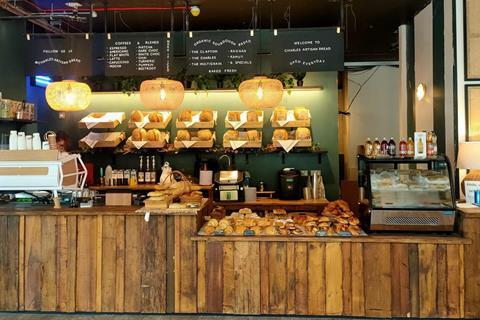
214, 170, 245, 202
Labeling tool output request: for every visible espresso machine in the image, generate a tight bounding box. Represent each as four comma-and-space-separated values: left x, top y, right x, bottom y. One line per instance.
279, 168, 302, 200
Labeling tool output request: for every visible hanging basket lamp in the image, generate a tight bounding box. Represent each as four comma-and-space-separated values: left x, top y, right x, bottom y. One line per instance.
45, 80, 92, 112
140, 78, 185, 110
238, 76, 283, 109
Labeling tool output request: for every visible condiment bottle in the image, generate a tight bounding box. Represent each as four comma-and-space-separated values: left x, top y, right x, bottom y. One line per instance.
105, 165, 112, 186
364, 138, 373, 158
372, 137, 381, 158
388, 137, 396, 157
399, 138, 407, 158
380, 137, 388, 156
130, 169, 138, 187
432, 132, 438, 156
407, 137, 414, 157
99, 167, 105, 186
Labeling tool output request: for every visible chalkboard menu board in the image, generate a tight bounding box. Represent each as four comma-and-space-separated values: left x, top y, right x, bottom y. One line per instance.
271, 28, 344, 72
186, 31, 257, 75
105, 32, 171, 76
26, 36, 93, 76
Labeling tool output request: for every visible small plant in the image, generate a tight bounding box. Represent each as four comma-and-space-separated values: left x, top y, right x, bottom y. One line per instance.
120, 77, 139, 96
192, 75, 210, 92
225, 74, 244, 90
292, 72, 306, 86
271, 73, 294, 90
213, 74, 226, 88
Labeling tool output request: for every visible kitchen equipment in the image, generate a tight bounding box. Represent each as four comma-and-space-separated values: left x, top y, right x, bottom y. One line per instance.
214, 170, 245, 202
303, 187, 312, 200
358, 155, 456, 232
311, 170, 326, 199
279, 168, 301, 200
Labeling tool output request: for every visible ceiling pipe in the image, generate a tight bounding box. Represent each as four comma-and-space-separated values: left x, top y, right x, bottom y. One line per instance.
0, 0, 63, 33
41, 6, 189, 13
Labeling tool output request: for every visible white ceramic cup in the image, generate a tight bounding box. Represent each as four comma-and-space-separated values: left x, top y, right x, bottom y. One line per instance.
32, 133, 41, 150
25, 135, 32, 150
17, 132, 26, 150
8, 130, 17, 150
42, 141, 50, 150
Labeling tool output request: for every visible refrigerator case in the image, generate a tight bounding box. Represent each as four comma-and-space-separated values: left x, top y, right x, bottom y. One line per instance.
358, 155, 456, 232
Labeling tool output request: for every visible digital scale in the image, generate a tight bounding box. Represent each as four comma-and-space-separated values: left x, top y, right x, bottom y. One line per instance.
214, 170, 245, 202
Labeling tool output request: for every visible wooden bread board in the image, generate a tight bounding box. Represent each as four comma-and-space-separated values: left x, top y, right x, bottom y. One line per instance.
175, 111, 217, 129
128, 111, 172, 129
273, 139, 312, 148
79, 132, 125, 149
79, 112, 125, 129
174, 138, 215, 149
225, 110, 264, 129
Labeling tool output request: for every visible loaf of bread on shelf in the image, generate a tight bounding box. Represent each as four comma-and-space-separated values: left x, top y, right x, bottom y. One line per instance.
178, 109, 193, 122
131, 110, 144, 122
247, 130, 260, 141
148, 112, 163, 123
224, 130, 239, 142
295, 127, 311, 140
247, 110, 259, 122
272, 129, 289, 141
131, 128, 147, 141
294, 107, 309, 120
273, 107, 288, 121
199, 109, 214, 122
198, 129, 213, 141
228, 111, 241, 122
176, 130, 191, 141
146, 129, 163, 141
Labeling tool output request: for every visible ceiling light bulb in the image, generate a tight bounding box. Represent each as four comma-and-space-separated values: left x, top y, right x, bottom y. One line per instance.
107, 33, 111, 40
160, 87, 167, 101
416, 83, 426, 101
190, 6, 200, 17
64, 87, 75, 106
256, 83, 264, 100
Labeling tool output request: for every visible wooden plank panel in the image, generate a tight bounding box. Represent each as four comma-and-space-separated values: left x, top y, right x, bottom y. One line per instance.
196, 241, 206, 313
436, 244, 448, 317
101, 216, 117, 312
222, 242, 235, 314
418, 244, 437, 317
114, 216, 125, 312
24, 216, 42, 311
0, 216, 19, 311
234, 242, 260, 314
76, 216, 97, 312
56, 216, 76, 312
18, 216, 25, 311
140, 215, 166, 313
351, 243, 365, 316
40, 216, 57, 311
459, 245, 465, 318
408, 244, 420, 317
286, 242, 296, 315
95, 216, 103, 312
259, 242, 269, 314
268, 242, 287, 314
446, 245, 462, 318
391, 244, 410, 317
363, 243, 391, 317
125, 216, 142, 312
341, 243, 352, 316
205, 241, 223, 313
462, 215, 480, 317
294, 243, 308, 315
325, 243, 343, 315
307, 243, 325, 315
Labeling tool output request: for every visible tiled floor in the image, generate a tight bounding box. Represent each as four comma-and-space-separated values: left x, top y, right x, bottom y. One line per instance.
0, 314, 363, 320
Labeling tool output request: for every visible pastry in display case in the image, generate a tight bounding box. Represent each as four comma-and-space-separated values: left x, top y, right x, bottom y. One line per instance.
358, 155, 456, 232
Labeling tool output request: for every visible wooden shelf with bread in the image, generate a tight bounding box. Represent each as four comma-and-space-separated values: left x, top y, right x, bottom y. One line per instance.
125, 110, 172, 150
223, 110, 263, 150
174, 108, 216, 149
78, 112, 127, 149
128, 110, 173, 129
78, 112, 125, 129
271, 106, 313, 151
78, 131, 126, 149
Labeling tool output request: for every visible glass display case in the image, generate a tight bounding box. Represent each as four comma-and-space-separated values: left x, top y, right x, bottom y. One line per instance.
358, 155, 456, 232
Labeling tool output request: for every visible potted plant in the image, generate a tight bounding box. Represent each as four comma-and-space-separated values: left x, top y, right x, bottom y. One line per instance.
213, 74, 226, 89
292, 72, 306, 87
120, 77, 139, 96
271, 73, 294, 89
192, 74, 210, 93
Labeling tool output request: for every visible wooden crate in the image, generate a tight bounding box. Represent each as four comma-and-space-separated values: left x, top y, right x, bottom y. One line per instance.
125, 134, 169, 149
78, 112, 125, 129
175, 111, 217, 129
128, 111, 172, 129
174, 138, 215, 149
79, 132, 125, 149
273, 138, 312, 148
223, 131, 262, 149
225, 111, 264, 129
271, 109, 311, 128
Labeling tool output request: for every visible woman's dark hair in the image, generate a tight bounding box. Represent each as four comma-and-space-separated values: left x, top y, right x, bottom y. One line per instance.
56, 130, 71, 152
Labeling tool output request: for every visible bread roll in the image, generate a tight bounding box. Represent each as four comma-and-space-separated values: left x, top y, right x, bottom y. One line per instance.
294, 107, 309, 120
147, 129, 162, 141
247, 110, 259, 122
228, 111, 241, 122
198, 129, 213, 141
273, 129, 289, 141
273, 107, 288, 121
148, 112, 163, 123
178, 109, 192, 122
131, 110, 144, 122
204, 226, 215, 235
199, 109, 214, 122
176, 130, 191, 141
132, 128, 147, 141
239, 208, 252, 214
224, 130, 239, 142
295, 127, 311, 140
247, 130, 260, 141
207, 219, 218, 227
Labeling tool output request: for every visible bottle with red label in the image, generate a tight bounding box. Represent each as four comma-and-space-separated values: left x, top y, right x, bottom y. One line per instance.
399, 138, 407, 157
380, 137, 388, 156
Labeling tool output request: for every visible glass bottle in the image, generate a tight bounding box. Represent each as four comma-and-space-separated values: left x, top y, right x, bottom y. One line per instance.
138, 156, 145, 184
407, 137, 414, 157
388, 137, 396, 157
380, 137, 388, 156
365, 138, 373, 158
373, 137, 381, 158
151, 156, 157, 184
145, 156, 151, 184
399, 138, 407, 158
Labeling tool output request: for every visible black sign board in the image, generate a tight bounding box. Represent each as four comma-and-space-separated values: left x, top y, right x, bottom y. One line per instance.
26, 36, 93, 76
186, 31, 257, 75
105, 33, 171, 76
271, 28, 344, 72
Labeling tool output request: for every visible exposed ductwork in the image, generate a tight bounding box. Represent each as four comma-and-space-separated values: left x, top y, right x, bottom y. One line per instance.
0, 0, 63, 33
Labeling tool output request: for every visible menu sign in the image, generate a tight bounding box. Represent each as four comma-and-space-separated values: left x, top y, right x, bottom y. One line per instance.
26, 36, 93, 76
271, 28, 344, 72
186, 31, 257, 74
105, 33, 171, 76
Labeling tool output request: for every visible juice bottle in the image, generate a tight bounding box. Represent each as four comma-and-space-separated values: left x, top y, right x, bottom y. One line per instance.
407, 137, 414, 157
365, 138, 373, 158
373, 137, 381, 158
417, 137, 424, 155
388, 137, 396, 156
380, 137, 388, 156
432, 132, 438, 156
426, 131, 434, 156
399, 138, 407, 157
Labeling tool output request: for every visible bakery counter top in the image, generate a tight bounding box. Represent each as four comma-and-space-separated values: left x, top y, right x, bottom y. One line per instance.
214, 198, 329, 211
0, 203, 141, 216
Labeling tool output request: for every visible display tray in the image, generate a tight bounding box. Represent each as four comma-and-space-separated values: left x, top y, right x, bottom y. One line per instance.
125, 134, 169, 149
223, 131, 262, 149
224, 111, 264, 129
128, 111, 172, 129
78, 112, 125, 129
79, 132, 125, 149
175, 111, 217, 129
198, 226, 367, 237
271, 109, 311, 128
174, 139, 214, 149
273, 138, 312, 148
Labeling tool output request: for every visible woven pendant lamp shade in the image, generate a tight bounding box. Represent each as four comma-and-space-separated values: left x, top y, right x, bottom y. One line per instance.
140, 78, 185, 110
45, 80, 92, 112
238, 76, 283, 109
